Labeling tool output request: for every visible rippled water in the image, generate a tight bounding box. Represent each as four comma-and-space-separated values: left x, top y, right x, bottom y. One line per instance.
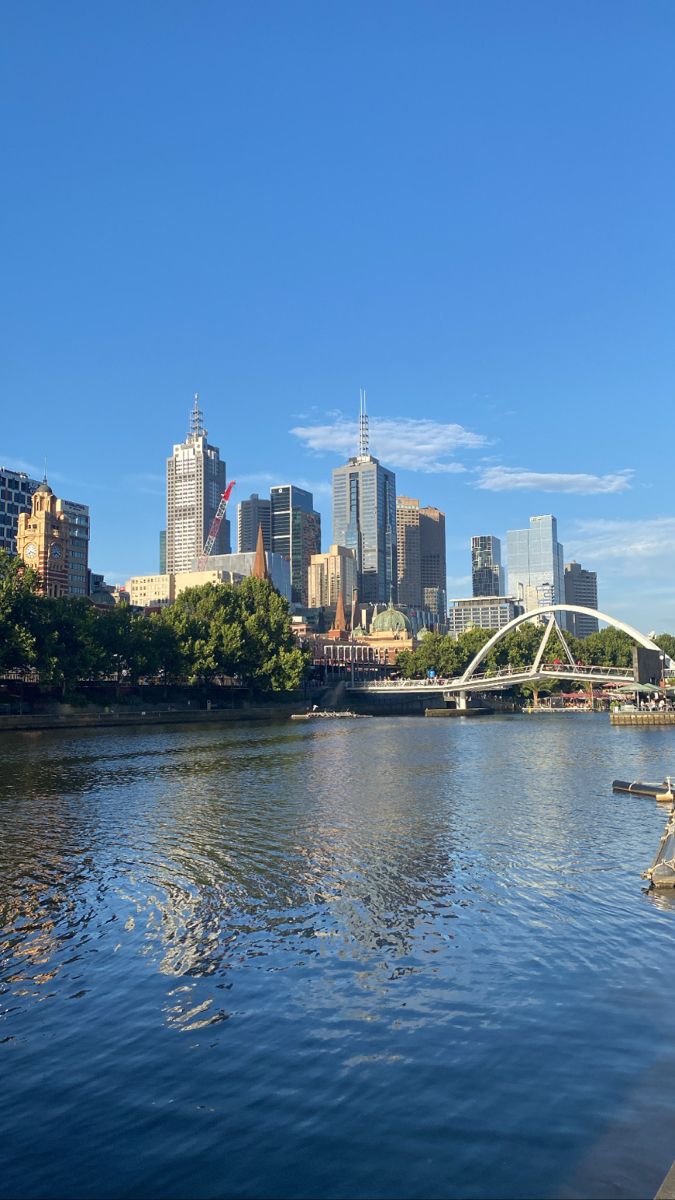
2, 715, 675, 1199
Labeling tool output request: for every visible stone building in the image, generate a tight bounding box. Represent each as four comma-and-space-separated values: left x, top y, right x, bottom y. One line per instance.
17, 480, 70, 598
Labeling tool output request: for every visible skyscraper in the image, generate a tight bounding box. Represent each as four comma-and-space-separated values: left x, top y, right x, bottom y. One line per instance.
237, 493, 272, 553
307, 544, 357, 609
507, 514, 566, 624
166, 395, 230, 575
270, 484, 321, 606
396, 496, 422, 607
419, 505, 446, 617
471, 535, 503, 596
564, 561, 599, 637
332, 393, 397, 605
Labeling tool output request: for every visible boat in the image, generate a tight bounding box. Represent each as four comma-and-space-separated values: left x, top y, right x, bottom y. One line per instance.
612, 778, 674, 800
288, 710, 365, 720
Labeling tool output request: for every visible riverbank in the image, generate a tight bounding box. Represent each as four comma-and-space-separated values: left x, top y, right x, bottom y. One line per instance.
0, 700, 304, 732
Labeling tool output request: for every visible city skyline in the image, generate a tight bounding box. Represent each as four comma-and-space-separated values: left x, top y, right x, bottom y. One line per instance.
3, 4, 675, 630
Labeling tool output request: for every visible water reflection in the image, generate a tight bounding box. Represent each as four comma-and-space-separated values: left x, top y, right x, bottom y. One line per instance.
2, 719, 675, 1199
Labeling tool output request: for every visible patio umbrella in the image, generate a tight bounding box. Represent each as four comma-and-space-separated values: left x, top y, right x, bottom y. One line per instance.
616, 683, 662, 695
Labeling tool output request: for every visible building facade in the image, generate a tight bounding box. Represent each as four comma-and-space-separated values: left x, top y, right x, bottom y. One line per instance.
396, 496, 422, 607
332, 456, 397, 605
0, 467, 40, 554
166, 395, 229, 575
307, 544, 357, 609
127, 553, 292, 608
237, 493, 272, 553
270, 485, 321, 606
507, 515, 566, 626
447, 595, 523, 638
471, 535, 503, 596
17, 481, 70, 598
57, 498, 90, 596
564, 561, 599, 637
419, 505, 446, 617
9, 470, 89, 597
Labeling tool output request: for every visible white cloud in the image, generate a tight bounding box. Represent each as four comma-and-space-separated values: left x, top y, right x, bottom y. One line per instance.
476, 467, 634, 494
568, 517, 675, 575
291, 417, 486, 473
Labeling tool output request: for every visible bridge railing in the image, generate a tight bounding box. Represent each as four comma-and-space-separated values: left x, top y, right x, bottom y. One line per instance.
348, 662, 634, 691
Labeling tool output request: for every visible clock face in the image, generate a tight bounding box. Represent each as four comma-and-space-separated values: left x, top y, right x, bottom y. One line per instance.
25, 542, 37, 560
50, 542, 62, 560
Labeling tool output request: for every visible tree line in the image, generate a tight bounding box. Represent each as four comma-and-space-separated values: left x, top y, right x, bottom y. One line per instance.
396, 623, 675, 681
0, 551, 309, 693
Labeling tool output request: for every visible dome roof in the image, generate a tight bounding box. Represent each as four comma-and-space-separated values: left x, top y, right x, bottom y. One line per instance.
371, 600, 412, 634
35, 479, 53, 495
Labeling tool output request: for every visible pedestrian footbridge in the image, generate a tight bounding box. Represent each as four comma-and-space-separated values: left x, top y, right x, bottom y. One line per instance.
346, 604, 672, 703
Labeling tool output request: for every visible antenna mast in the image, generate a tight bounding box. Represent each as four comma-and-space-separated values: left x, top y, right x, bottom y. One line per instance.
358, 388, 369, 457
190, 392, 206, 440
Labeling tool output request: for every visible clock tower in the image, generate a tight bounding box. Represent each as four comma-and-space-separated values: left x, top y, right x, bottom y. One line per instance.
17, 479, 70, 598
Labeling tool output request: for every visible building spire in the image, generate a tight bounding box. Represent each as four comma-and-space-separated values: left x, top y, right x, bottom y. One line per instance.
190, 392, 206, 440
333, 588, 347, 632
252, 524, 269, 581
358, 387, 369, 457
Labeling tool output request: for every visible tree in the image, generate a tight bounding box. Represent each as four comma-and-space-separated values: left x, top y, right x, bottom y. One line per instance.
34, 596, 105, 691
0, 549, 42, 673
655, 634, 675, 664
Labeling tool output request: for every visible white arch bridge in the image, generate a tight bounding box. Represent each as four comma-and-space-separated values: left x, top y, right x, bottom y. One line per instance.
346, 604, 673, 705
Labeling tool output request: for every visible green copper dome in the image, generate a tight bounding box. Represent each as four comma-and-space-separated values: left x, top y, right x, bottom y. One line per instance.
370, 600, 412, 634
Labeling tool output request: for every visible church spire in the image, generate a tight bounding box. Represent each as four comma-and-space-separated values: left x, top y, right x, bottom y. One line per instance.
252, 524, 269, 581
333, 588, 347, 632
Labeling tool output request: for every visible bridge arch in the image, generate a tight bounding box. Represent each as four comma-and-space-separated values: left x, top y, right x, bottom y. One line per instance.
460, 604, 672, 684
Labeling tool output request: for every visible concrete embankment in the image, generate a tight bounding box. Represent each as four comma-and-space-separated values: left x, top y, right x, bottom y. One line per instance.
611, 712, 675, 726
0, 702, 305, 733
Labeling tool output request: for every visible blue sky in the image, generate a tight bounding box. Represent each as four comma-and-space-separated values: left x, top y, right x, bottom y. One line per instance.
2, 1, 675, 630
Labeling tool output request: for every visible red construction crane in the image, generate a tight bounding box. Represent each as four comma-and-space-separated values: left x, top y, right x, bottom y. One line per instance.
197, 480, 236, 571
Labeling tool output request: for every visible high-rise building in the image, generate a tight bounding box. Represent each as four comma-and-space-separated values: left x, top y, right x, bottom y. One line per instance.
447, 595, 523, 638
396, 495, 447, 616
237, 493, 272, 553
471, 535, 503, 596
420, 505, 446, 617
332, 393, 397, 605
57, 498, 89, 597
166, 395, 229, 575
270, 485, 321, 606
507, 515, 566, 626
564, 561, 599, 637
307, 544, 357, 609
159, 530, 166, 574
17, 480, 70, 598
0, 467, 40, 553
396, 496, 422, 607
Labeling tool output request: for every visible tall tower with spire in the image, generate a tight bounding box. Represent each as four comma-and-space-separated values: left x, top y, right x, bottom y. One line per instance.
166, 394, 230, 573
332, 391, 397, 604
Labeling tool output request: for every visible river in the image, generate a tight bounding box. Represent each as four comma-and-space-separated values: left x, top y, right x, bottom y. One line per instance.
2, 715, 675, 1199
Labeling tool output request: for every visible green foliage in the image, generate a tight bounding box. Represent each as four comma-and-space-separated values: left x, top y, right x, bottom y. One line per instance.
162, 577, 309, 691
0, 549, 41, 671
0, 558, 307, 694
655, 633, 675, 662
580, 626, 633, 667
